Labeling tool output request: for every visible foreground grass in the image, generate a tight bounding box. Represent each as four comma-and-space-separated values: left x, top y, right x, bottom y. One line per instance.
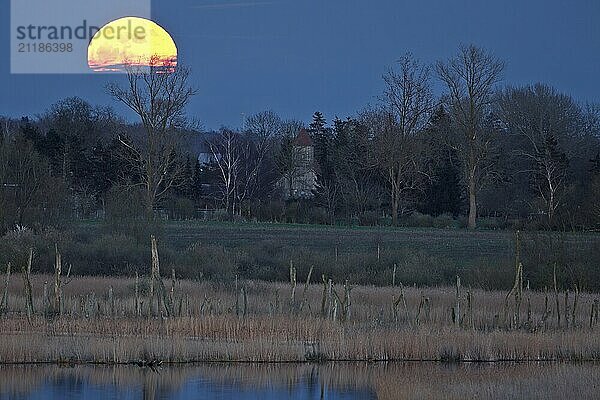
1, 275, 600, 364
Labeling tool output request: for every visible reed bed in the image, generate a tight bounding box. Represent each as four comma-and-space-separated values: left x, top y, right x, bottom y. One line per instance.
1, 270, 600, 364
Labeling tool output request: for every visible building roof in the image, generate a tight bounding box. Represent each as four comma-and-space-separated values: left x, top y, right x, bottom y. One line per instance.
294, 128, 313, 147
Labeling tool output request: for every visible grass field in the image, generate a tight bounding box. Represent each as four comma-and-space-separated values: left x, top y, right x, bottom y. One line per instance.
70, 220, 600, 290
164, 221, 516, 259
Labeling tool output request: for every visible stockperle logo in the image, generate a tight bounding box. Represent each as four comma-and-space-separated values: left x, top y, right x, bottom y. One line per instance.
10, 0, 151, 74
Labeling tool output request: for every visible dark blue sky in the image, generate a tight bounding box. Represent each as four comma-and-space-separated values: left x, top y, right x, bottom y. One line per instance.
1, 0, 599, 129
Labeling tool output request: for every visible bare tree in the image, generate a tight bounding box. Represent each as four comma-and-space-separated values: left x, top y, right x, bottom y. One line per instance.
377, 54, 434, 225
206, 115, 281, 217
498, 84, 579, 223
0, 139, 44, 226
106, 60, 196, 216
206, 128, 242, 215
239, 111, 283, 205
0, 135, 66, 229
245, 110, 282, 141
436, 45, 504, 229
1, 118, 12, 142
332, 117, 379, 220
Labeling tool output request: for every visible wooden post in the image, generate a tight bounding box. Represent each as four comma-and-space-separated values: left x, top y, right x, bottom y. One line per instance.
241, 285, 248, 318
320, 275, 328, 317
150, 235, 170, 317
22, 248, 35, 323
508, 231, 522, 328
564, 290, 570, 329
415, 291, 425, 325
392, 263, 397, 288
572, 284, 579, 328
526, 295, 531, 328
53, 245, 62, 315
108, 286, 114, 318
327, 279, 333, 319
344, 280, 351, 322
332, 293, 338, 322
454, 276, 461, 328
289, 260, 297, 304
554, 263, 561, 328
515, 263, 523, 327
170, 268, 176, 315
235, 275, 240, 316
150, 235, 159, 300
135, 272, 141, 317
1, 263, 11, 315
467, 287, 474, 330
299, 266, 313, 312
42, 281, 48, 314
542, 287, 549, 331
393, 282, 409, 324
515, 230, 521, 266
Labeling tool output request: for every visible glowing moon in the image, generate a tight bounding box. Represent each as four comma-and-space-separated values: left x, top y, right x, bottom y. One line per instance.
88, 17, 177, 72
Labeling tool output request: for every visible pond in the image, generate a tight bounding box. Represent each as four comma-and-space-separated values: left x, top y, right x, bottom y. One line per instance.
1, 362, 599, 399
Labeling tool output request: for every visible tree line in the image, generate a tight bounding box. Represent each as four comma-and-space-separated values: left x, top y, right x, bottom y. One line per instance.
1, 44, 599, 233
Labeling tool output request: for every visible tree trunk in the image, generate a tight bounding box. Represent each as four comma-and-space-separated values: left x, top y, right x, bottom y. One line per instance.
548, 186, 555, 225
146, 183, 155, 220
467, 176, 477, 229
391, 194, 399, 226
391, 167, 400, 226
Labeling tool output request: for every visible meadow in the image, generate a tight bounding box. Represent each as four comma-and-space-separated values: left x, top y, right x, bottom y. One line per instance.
2, 221, 599, 289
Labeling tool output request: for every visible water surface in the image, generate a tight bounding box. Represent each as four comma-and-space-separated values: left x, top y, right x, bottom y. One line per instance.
1, 362, 599, 399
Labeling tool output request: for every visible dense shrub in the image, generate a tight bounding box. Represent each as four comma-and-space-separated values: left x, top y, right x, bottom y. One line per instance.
521, 232, 600, 292
178, 243, 237, 281
401, 212, 435, 228
64, 234, 148, 276
0, 224, 598, 292
432, 213, 460, 229
164, 197, 197, 220
359, 211, 381, 226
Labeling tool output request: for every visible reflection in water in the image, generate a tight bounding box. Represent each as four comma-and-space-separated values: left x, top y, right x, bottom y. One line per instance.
0, 364, 373, 400
1, 362, 599, 399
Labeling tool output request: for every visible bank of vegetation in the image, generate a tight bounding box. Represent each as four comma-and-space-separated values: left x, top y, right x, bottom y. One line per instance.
0, 232, 599, 364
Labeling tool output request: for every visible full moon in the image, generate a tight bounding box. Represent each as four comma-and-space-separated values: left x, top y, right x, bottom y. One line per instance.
88, 17, 177, 72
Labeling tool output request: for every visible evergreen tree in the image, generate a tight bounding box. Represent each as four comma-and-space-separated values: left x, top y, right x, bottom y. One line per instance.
421, 154, 463, 216
309, 111, 333, 180
20, 117, 43, 147
192, 158, 203, 201
180, 156, 195, 199
309, 111, 326, 133
590, 152, 600, 174
419, 106, 463, 216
